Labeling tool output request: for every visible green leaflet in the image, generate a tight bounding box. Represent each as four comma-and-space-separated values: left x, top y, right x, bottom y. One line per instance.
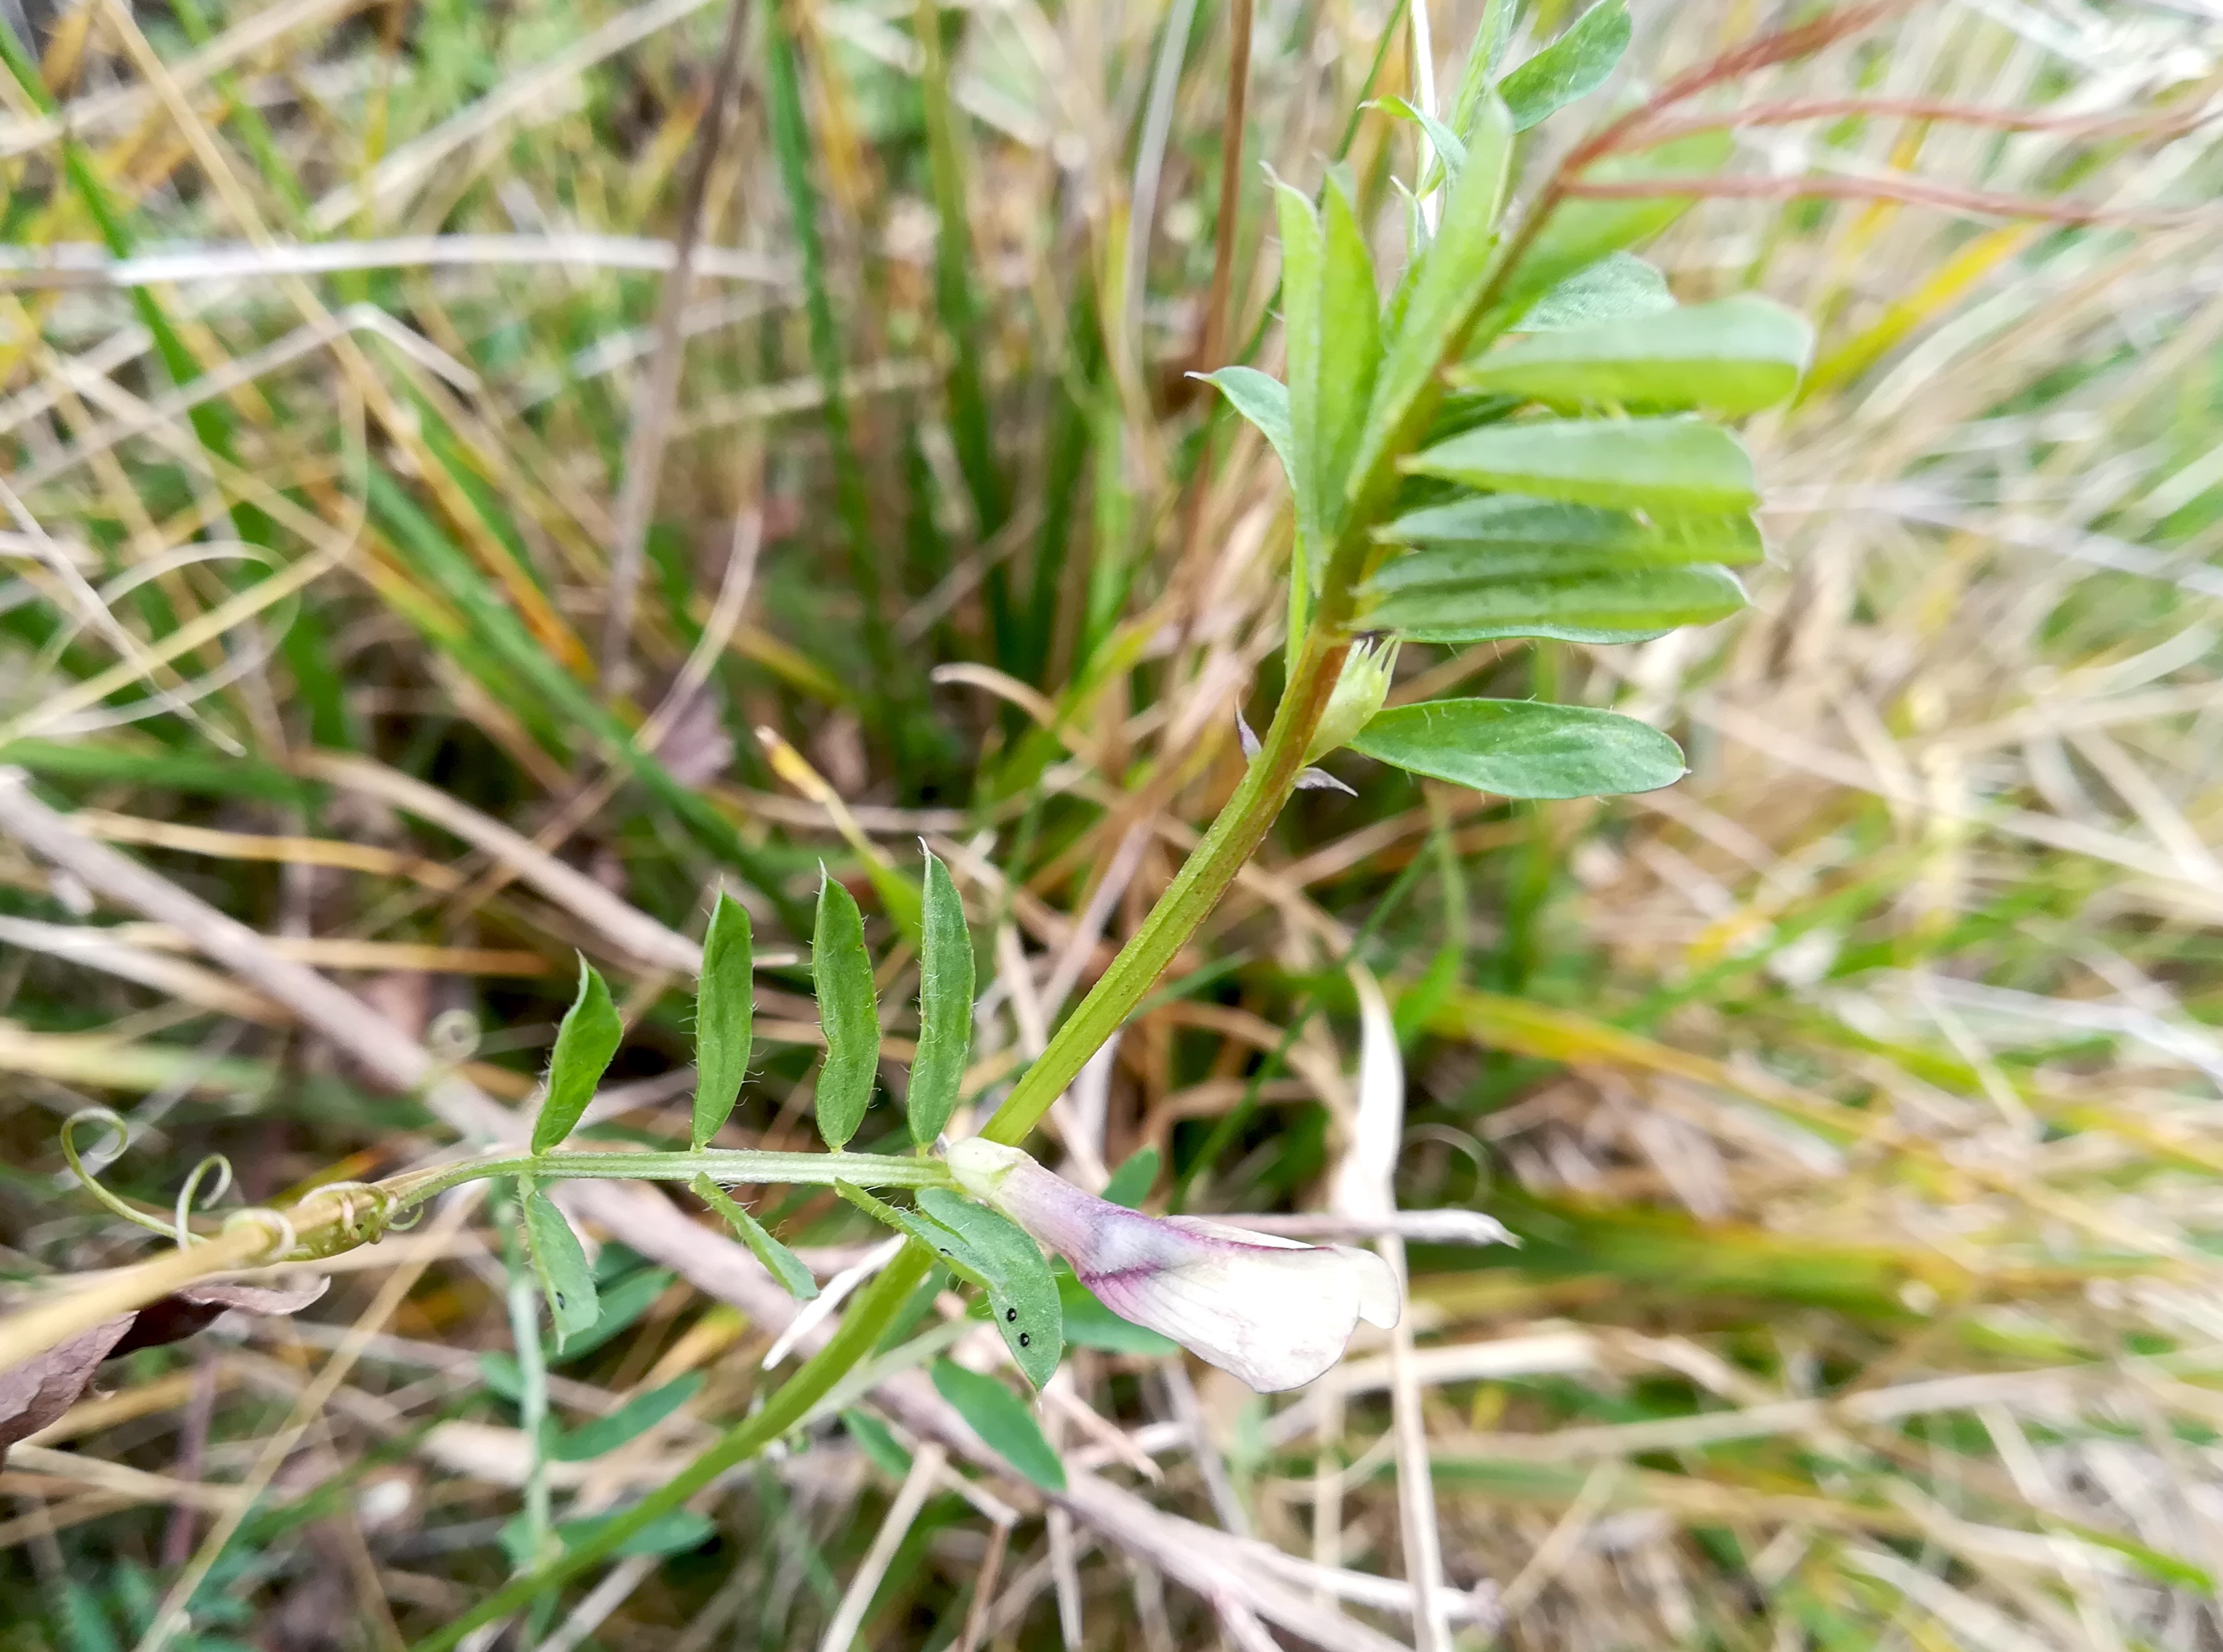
1348, 94, 1515, 497
1366, 563, 1749, 643
1498, 0, 1631, 131
1198, 367, 1294, 485
691, 1175, 819, 1301
549, 1372, 703, 1461
838, 1180, 982, 1274
836, 1183, 1058, 1387
549, 1266, 674, 1364
812, 872, 881, 1149
535, 1507, 713, 1558
692, 892, 753, 1150
1100, 1145, 1161, 1209
1496, 131, 1733, 314
1457, 296, 1814, 414
916, 1188, 1063, 1388
1378, 94, 1468, 185
1449, 0, 1518, 136
838, 1182, 1063, 1388
931, 1361, 1065, 1490
531, 958, 622, 1155
907, 850, 973, 1145
1378, 494, 1764, 567
1403, 417, 1758, 513
519, 1180, 600, 1349
1273, 180, 1326, 562
1316, 173, 1383, 545
1351, 699, 1688, 799
843, 1407, 913, 1477
1510, 252, 1674, 333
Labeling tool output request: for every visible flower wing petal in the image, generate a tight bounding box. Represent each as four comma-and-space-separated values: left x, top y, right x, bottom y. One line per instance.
947, 1141, 1404, 1391
1085, 1243, 1366, 1393
1337, 1244, 1403, 1328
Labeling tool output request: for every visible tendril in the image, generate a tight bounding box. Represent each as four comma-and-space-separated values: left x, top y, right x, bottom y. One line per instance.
173, 1154, 235, 1248
58, 1108, 172, 1237
223, 1206, 296, 1262
381, 1199, 428, 1234
304, 1180, 393, 1249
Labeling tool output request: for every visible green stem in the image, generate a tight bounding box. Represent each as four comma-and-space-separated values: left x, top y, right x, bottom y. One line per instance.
982, 517, 1379, 1148
413, 1246, 935, 1652
499, 1199, 557, 1640
383, 1149, 952, 1216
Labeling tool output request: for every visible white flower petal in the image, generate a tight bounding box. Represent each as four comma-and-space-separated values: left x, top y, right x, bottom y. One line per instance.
945, 1139, 1406, 1393
1338, 1244, 1403, 1329
1088, 1243, 1365, 1392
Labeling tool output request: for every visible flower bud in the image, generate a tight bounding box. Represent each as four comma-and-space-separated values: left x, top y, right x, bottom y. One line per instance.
1304, 637, 1399, 764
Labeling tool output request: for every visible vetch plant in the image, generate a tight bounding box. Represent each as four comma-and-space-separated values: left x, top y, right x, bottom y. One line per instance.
0, 1, 1850, 1641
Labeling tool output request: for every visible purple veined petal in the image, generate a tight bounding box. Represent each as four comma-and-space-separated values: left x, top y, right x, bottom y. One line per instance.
944, 1140, 1401, 1393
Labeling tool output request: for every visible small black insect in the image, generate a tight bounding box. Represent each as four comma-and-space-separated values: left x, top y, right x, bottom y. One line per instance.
1005, 1307, 1018, 1322
1018, 1333, 1031, 1347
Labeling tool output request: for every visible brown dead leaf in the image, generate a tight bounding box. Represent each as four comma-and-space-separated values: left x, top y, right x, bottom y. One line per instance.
0, 1315, 133, 1456
1, 1273, 327, 1461
112, 1274, 331, 1359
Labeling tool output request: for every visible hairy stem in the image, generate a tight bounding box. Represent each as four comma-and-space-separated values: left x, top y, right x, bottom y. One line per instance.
982, 623, 1352, 1145
385, 1149, 953, 1214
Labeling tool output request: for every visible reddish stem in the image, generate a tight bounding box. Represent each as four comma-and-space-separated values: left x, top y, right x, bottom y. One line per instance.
1626, 96, 2220, 147
1563, 172, 2169, 226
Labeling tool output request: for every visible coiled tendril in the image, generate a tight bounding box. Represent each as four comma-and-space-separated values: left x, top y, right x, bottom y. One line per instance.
173, 1153, 235, 1247
59, 1109, 389, 1263
59, 1108, 173, 1238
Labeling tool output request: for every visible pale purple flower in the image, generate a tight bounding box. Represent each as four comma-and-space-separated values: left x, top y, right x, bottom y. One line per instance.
944, 1139, 1400, 1393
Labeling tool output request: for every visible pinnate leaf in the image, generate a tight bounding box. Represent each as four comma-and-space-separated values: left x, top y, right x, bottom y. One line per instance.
1349, 93, 1514, 493
1511, 252, 1673, 333
1273, 180, 1326, 559
1496, 131, 1732, 312
1378, 94, 1468, 183
1378, 494, 1763, 567
1198, 368, 1294, 487
1316, 173, 1383, 541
